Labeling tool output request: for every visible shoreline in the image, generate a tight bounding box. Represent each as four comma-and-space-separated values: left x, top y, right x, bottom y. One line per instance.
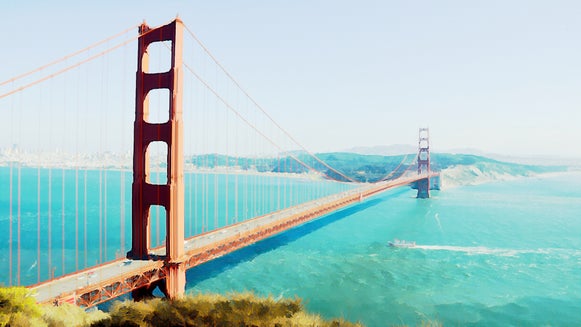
440, 165, 576, 190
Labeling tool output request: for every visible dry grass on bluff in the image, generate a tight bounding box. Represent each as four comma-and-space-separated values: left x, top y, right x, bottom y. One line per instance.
1, 287, 362, 327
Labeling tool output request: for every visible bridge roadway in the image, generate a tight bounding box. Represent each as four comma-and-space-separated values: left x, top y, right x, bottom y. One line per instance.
30, 174, 436, 307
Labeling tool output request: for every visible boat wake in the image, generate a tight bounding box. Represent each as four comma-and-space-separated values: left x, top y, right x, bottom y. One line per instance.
413, 245, 547, 256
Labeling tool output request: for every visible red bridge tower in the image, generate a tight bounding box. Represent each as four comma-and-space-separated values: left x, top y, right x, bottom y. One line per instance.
129, 19, 186, 299
417, 127, 430, 198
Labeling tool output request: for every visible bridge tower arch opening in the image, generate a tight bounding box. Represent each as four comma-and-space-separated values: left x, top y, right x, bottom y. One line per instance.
417, 127, 430, 198
129, 19, 186, 299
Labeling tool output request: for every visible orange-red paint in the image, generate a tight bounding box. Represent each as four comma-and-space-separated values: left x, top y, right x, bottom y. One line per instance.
129, 19, 185, 299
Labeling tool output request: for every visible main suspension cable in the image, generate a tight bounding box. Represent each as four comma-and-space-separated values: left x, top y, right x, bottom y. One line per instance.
182, 23, 358, 183
0, 33, 139, 100
0, 24, 139, 88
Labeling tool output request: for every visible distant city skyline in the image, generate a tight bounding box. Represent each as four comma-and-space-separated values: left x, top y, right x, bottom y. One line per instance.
2, 1, 580, 158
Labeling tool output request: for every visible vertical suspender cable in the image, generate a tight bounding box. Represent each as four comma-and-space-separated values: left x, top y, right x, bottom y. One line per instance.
75, 168, 79, 270
283, 157, 287, 209
253, 154, 256, 216
100, 42, 111, 262
48, 168, 52, 278
277, 155, 281, 211
214, 156, 218, 229
9, 164, 13, 285
252, 156, 256, 217
104, 170, 108, 260
263, 158, 266, 214
243, 158, 247, 221
104, 40, 110, 260
202, 96, 207, 232
99, 169, 102, 263
225, 112, 229, 227
213, 97, 218, 230
202, 156, 206, 232
234, 115, 238, 224
288, 158, 291, 207
98, 57, 103, 263
234, 154, 238, 224
84, 170, 87, 268
8, 84, 14, 286
194, 159, 198, 235
214, 67, 219, 230
250, 112, 254, 218
36, 84, 43, 283
260, 116, 264, 215
74, 61, 80, 272
292, 162, 302, 206
37, 166, 41, 283
62, 168, 65, 276
98, 47, 106, 264
83, 49, 89, 269
120, 171, 125, 256
17, 165, 21, 285
201, 64, 206, 233
289, 160, 293, 206
120, 37, 128, 255
188, 172, 192, 236
203, 158, 207, 232
205, 158, 208, 230
61, 58, 68, 278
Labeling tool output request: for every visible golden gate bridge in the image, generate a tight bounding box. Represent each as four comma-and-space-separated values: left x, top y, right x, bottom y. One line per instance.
0, 18, 438, 307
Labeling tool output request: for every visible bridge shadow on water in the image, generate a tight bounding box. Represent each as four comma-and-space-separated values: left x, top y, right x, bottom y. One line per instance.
96, 189, 408, 308
186, 189, 408, 287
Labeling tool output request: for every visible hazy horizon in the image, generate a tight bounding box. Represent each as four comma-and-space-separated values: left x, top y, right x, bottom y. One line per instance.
2, 1, 580, 159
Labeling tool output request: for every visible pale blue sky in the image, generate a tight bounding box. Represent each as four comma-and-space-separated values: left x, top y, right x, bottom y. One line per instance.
2, 0, 581, 158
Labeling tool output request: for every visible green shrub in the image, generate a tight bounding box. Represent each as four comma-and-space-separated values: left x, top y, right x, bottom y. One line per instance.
42, 303, 107, 327
0, 286, 363, 327
97, 292, 363, 327
0, 287, 45, 327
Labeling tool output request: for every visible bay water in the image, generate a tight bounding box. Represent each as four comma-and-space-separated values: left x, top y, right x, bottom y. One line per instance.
1, 167, 580, 326
185, 173, 581, 326
0, 166, 353, 284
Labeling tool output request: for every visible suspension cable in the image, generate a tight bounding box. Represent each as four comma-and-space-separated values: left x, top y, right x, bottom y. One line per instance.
0, 24, 139, 88
377, 154, 410, 182
0, 34, 139, 100
182, 61, 356, 183
182, 23, 358, 183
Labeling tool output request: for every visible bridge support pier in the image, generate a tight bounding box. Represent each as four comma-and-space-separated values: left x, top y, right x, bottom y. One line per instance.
165, 263, 186, 300
417, 178, 430, 199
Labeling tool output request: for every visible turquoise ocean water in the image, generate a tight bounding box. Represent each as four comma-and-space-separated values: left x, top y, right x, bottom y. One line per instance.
185, 173, 581, 326
0, 166, 353, 284
1, 168, 580, 326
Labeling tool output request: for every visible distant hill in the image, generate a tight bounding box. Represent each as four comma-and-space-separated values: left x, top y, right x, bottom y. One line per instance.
431, 153, 568, 188
312, 152, 567, 184
188, 152, 568, 184
344, 144, 581, 167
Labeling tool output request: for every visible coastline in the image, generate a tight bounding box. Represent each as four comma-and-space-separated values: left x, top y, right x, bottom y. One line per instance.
440, 165, 575, 189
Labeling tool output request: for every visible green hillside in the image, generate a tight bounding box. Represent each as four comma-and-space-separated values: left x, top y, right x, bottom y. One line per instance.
187, 152, 567, 183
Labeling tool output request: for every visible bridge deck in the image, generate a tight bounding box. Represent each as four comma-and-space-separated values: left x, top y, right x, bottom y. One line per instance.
30, 174, 437, 307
